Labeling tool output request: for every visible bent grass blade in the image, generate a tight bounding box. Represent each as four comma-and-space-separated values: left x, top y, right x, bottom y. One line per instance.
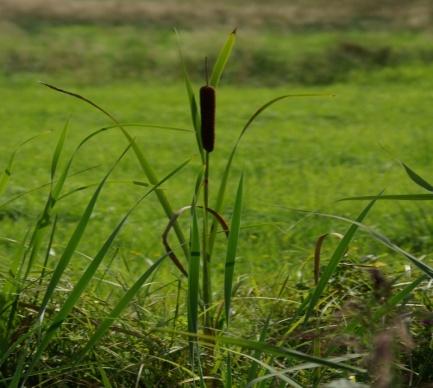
38, 146, 131, 317
22, 159, 190, 378
41, 82, 190, 261
208, 93, 333, 260
303, 195, 380, 322
402, 163, 433, 192
77, 256, 166, 358
340, 194, 433, 201
292, 209, 433, 279
0, 132, 48, 198
160, 330, 367, 375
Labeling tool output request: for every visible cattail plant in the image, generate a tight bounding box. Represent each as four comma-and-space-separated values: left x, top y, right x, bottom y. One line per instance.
199, 57, 216, 333
3, 27, 418, 387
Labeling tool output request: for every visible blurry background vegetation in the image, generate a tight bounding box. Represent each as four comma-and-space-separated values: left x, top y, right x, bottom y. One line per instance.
2, 0, 433, 273
1, 0, 433, 86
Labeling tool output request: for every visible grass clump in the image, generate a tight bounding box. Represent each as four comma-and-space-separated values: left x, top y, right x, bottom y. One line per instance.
0, 29, 432, 387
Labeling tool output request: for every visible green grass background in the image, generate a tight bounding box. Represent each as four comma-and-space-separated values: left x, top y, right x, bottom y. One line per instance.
1, 4, 433, 385
1, 21, 433, 281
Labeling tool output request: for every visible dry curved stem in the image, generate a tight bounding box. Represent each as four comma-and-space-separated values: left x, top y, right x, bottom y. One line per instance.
314, 233, 344, 285
162, 205, 229, 277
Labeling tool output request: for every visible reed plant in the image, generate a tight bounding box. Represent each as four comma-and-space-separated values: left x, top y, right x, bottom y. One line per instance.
0, 29, 432, 387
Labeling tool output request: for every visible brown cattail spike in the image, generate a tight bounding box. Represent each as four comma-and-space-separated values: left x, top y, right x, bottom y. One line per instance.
200, 85, 215, 153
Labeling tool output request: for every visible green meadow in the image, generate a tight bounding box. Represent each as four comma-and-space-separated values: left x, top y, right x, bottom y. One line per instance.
1, 15, 433, 387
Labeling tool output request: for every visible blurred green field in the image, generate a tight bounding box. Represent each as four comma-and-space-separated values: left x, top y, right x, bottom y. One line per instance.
2, 6, 433, 385
1, 17, 433, 281
2, 51, 433, 280
2, 22, 433, 87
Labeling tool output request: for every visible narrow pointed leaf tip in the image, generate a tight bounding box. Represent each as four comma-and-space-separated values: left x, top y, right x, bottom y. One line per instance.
209, 29, 237, 88
403, 163, 433, 192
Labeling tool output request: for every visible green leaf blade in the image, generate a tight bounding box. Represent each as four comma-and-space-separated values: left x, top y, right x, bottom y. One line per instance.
39, 147, 129, 315
224, 175, 244, 324
304, 194, 379, 322
188, 207, 201, 335
78, 256, 166, 357
340, 194, 433, 201
209, 29, 237, 88
51, 121, 69, 181
403, 163, 433, 192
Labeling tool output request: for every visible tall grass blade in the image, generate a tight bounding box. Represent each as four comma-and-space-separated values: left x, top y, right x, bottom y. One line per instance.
26, 196, 140, 376
304, 195, 379, 322
175, 29, 203, 160
17, 124, 72, 284
225, 353, 232, 388
2, 230, 29, 297
246, 354, 364, 387
41, 82, 190, 260
98, 367, 113, 388
294, 209, 433, 279
22, 124, 109, 286
224, 175, 243, 324
6, 126, 77, 343
209, 93, 331, 259
22, 154, 180, 375
77, 255, 166, 357
0, 324, 36, 368
56, 184, 96, 201
0, 133, 45, 198
49, 120, 186, 200
236, 94, 332, 146
35, 215, 58, 302
38, 146, 130, 316
0, 230, 30, 350
403, 163, 433, 192
164, 330, 367, 374
340, 194, 433, 201
0, 151, 15, 198
8, 351, 26, 388
50, 120, 68, 181
193, 167, 204, 204
188, 207, 201, 335
209, 29, 237, 88
0, 165, 99, 210
343, 275, 426, 336
89, 122, 192, 133
246, 272, 292, 383
229, 348, 304, 388
223, 175, 243, 388
372, 275, 426, 320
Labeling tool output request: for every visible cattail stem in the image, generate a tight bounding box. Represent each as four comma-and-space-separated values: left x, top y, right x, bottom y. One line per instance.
200, 79, 215, 333
202, 151, 213, 333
